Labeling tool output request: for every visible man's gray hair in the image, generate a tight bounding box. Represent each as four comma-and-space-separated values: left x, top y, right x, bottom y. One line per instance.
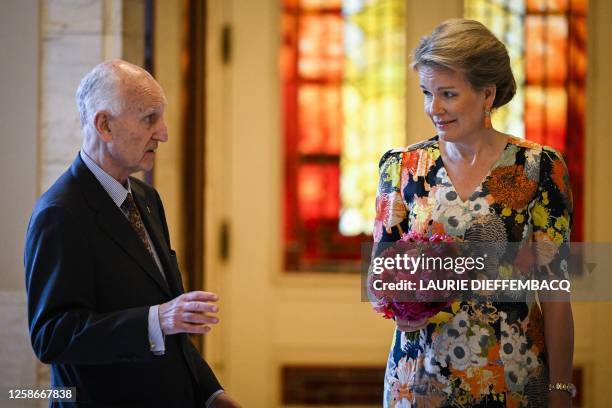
75, 63, 123, 136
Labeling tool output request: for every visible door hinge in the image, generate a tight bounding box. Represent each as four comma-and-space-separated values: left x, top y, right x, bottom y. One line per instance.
219, 219, 230, 262
221, 24, 232, 65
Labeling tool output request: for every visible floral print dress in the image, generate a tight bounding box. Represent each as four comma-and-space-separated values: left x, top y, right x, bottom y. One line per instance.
373, 135, 572, 407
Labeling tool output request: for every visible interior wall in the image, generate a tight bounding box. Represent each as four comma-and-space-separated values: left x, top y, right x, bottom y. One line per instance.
0, 0, 39, 290
585, 0, 612, 404
152, 0, 188, 275
0, 0, 40, 399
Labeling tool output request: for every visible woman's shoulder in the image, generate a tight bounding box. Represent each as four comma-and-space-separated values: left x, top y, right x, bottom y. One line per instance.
378, 136, 438, 168
404, 137, 439, 152
506, 135, 566, 163
507, 135, 542, 151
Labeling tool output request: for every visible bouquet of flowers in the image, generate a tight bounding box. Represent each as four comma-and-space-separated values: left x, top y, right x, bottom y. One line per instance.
369, 231, 460, 322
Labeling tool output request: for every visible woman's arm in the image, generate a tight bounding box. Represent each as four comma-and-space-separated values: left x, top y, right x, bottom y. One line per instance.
540, 300, 574, 407
529, 147, 575, 407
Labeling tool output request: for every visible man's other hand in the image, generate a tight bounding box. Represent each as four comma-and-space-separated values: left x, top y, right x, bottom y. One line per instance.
158, 291, 219, 335
211, 393, 242, 408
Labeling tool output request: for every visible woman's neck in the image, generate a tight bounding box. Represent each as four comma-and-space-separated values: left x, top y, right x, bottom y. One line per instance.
440, 129, 507, 166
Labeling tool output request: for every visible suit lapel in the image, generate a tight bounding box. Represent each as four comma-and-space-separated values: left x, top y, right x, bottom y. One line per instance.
72, 156, 172, 298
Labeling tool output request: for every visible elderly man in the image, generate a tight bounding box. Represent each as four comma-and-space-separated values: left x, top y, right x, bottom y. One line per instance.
25, 60, 240, 407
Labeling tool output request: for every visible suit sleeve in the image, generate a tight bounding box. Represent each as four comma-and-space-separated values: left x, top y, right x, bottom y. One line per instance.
25, 205, 152, 365
152, 189, 224, 399
183, 336, 224, 400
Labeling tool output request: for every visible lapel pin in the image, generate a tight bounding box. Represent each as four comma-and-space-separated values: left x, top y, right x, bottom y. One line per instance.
146, 205, 151, 214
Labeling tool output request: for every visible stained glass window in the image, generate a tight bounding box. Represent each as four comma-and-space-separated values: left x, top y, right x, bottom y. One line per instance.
465, 0, 586, 241
281, 0, 406, 271
464, 0, 525, 137
340, 0, 406, 237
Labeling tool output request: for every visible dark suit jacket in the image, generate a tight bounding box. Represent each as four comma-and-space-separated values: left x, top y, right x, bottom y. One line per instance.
24, 155, 222, 407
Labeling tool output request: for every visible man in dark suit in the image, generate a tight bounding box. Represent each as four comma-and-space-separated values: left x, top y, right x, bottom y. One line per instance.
24, 60, 241, 407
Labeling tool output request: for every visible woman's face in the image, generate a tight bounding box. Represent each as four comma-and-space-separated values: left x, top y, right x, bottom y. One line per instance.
418, 65, 493, 142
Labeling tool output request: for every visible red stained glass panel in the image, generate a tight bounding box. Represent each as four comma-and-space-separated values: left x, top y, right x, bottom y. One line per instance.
282, 0, 366, 271
523, 0, 587, 241
298, 14, 344, 80
525, 86, 567, 153
298, 85, 342, 154
298, 164, 340, 220
466, 0, 587, 242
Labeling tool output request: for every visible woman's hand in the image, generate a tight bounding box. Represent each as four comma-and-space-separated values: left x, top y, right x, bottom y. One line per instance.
548, 390, 572, 407
396, 317, 429, 332
540, 301, 574, 408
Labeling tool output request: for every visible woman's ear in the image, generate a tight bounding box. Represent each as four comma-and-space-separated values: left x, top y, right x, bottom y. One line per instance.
484, 84, 497, 109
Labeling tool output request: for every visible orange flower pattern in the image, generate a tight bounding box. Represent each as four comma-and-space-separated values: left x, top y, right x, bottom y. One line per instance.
374, 136, 572, 407
487, 166, 538, 209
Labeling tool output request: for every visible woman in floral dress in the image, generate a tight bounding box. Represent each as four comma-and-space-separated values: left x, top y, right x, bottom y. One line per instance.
373, 19, 574, 407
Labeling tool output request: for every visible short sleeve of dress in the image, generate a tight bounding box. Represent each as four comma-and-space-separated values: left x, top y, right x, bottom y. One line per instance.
373, 150, 409, 246
529, 147, 573, 280
369, 150, 409, 304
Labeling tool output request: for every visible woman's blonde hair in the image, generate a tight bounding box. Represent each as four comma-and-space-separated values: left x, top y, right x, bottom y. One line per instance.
411, 18, 516, 109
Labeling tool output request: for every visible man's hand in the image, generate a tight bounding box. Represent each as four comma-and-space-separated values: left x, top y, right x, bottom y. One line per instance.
211, 393, 242, 408
158, 291, 219, 335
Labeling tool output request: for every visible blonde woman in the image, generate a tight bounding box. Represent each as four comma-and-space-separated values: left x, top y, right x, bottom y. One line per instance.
373, 19, 574, 407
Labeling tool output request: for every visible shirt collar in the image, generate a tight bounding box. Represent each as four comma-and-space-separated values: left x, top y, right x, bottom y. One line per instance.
80, 150, 132, 208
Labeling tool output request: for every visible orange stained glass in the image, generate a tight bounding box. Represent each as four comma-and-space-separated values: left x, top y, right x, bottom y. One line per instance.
524, 86, 567, 152
282, 0, 405, 271
298, 14, 344, 80
569, 15, 587, 79
298, 85, 342, 154
300, 0, 341, 10
465, 0, 586, 241
527, 0, 568, 12
527, 0, 586, 12
525, 15, 568, 85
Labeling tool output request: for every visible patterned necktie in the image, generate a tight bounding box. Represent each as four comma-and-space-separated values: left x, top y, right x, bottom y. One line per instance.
121, 192, 155, 259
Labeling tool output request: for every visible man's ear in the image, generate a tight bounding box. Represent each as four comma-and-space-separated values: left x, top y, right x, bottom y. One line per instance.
94, 111, 113, 142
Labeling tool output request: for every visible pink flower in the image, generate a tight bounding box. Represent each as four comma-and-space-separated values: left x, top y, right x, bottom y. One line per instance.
371, 231, 459, 323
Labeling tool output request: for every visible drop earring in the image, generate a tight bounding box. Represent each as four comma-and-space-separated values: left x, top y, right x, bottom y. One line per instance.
483, 108, 492, 129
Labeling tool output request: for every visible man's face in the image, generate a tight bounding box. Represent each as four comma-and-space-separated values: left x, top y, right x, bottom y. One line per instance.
106, 75, 168, 181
